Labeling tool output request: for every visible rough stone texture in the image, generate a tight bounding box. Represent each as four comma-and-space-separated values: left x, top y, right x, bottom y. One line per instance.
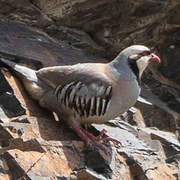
0, 0, 180, 179
0, 21, 106, 68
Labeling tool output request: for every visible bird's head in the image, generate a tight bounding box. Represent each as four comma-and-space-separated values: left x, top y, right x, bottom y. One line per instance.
122, 45, 161, 79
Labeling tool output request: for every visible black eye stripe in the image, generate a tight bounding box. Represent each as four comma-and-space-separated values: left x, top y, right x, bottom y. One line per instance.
129, 50, 152, 61
140, 50, 151, 56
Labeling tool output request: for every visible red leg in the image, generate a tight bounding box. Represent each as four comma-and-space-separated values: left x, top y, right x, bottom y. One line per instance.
82, 128, 120, 144
72, 126, 120, 154
73, 126, 92, 145
73, 126, 110, 153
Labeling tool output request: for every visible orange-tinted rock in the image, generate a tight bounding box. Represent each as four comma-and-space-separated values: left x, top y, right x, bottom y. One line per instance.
0, 158, 11, 180
124, 107, 146, 128
1, 69, 47, 117
146, 162, 176, 180
1, 143, 83, 179
111, 154, 132, 180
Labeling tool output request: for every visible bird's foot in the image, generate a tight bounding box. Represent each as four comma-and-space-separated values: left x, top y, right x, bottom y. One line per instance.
95, 129, 120, 144
72, 126, 120, 155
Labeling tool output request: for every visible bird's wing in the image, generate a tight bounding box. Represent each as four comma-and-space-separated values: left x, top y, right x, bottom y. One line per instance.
36, 63, 112, 117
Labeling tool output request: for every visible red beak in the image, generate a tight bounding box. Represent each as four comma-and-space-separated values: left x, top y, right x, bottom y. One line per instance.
150, 53, 161, 63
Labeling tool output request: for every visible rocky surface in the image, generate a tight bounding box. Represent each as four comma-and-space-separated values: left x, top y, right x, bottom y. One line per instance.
0, 0, 180, 179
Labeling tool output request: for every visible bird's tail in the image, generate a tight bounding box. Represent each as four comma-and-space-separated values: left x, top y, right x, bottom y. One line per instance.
0, 57, 38, 82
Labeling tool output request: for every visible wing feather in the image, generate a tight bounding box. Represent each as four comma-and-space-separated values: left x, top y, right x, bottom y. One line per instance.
36, 63, 112, 117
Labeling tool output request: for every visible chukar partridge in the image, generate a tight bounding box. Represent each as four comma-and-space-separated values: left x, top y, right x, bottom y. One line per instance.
0, 45, 160, 153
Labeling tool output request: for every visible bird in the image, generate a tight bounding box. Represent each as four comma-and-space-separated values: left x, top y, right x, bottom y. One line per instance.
0, 45, 160, 153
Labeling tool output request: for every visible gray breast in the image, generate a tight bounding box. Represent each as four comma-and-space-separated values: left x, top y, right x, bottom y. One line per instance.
108, 79, 140, 118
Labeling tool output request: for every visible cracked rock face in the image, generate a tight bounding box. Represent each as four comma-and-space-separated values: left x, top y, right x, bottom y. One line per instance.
0, 0, 180, 179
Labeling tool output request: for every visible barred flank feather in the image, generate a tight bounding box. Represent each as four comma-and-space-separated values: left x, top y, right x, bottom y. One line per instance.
54, 81, 112, 117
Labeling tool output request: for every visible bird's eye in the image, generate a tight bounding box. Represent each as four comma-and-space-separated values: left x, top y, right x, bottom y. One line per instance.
140, 51, 151, 56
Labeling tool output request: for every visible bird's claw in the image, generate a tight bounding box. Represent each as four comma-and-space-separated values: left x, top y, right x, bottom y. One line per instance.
72, 126, 120, 155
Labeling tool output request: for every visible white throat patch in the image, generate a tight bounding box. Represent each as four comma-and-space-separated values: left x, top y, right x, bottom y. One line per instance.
136, 56, 150, 78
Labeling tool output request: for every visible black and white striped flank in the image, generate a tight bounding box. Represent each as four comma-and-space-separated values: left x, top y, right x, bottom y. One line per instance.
54, 81, 112, 117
